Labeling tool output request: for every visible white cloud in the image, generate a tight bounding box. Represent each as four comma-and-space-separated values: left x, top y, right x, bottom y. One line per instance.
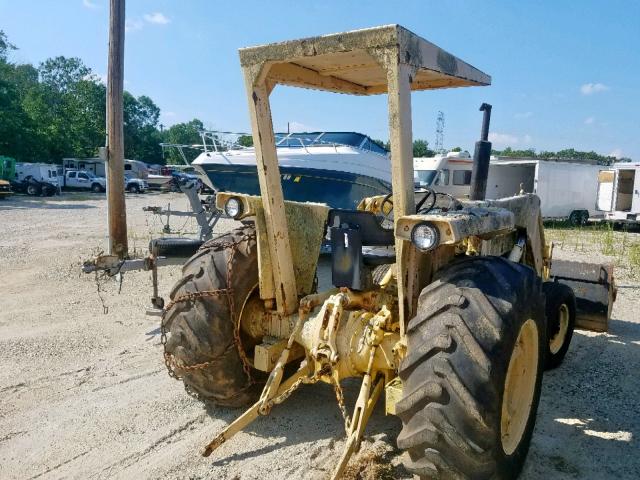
82, 0, 99, 9
609, 148, 624, 159
580, 83, 609, 95
125, 19, 144, 32
489, 132, 533, 147
163, 111, 176, 117
584, 116, 595, 125
287, 121, 317, 133
514, 112, 533, 119
144, 12, 170, 25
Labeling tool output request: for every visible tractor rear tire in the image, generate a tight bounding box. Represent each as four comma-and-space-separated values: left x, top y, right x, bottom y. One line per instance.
542, 281, 576, 370
162, 224, 263, 407
396, 256, 545, 479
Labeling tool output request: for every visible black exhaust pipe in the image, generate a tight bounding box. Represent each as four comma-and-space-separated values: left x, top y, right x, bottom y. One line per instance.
469, 103, 492, 201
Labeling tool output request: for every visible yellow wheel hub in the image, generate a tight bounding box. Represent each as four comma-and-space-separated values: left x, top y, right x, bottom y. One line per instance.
549, 304, 569, 355
501, 318, 539, 455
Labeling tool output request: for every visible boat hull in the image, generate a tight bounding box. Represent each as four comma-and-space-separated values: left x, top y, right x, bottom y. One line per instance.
197, 163, 390, 210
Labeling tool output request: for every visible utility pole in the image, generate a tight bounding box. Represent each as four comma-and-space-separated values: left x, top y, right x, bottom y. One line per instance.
106, 0, 128, 258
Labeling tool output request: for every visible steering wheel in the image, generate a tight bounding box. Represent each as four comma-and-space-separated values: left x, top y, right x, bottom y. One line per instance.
378, 193, 394, 230
416, 188, 437, 214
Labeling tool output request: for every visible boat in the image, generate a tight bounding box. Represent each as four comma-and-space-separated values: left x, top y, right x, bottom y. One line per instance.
191, 131, 392, 210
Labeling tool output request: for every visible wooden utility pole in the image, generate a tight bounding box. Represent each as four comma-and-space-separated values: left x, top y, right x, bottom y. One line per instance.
106, 0, 128, 258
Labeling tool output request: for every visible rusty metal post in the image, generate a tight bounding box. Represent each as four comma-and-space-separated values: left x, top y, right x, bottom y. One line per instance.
106, 0, 128, 258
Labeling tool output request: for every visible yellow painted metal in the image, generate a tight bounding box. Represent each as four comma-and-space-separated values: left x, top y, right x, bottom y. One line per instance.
216, 193, 329, 303
242, 67, 298, 315
550, 304, 570, 355
385, 377, 403, 415
501, 318, 539, 455
202, 363, 312, 457
254, 339, 304, 372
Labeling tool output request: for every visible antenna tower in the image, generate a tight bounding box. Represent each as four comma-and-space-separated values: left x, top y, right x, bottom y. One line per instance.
435, 111, 445, 153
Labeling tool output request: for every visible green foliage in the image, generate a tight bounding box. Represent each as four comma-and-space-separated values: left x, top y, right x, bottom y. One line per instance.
162, 119, 205, 164
0, 32, 163, 164
492, 146, 619, 165
372, 138, 435, 158
450, 146, 462, 152
0, 30, 16, 61
413, 139, 435, 158
237, 134, 253, 147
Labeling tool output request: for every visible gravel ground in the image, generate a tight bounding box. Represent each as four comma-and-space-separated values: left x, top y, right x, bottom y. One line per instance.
0, 192, 638, 480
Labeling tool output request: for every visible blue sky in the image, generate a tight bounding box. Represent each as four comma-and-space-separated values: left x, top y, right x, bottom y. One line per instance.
1, 0, 639, 159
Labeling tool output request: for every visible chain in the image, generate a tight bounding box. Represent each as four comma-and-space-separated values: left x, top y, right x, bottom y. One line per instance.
267, 364, 331, 409
329, 374, 351, 433
160, 229, 257, 386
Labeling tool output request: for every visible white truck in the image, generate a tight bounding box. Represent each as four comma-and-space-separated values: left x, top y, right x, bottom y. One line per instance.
596, 162, 640, 223
64, 170, 106, 192
63, 170, 148, 193
414, 152, 603, 224
14, 163, 60, 196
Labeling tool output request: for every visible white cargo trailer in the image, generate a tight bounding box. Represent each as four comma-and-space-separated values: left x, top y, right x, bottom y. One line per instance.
486, 159, 603, 223
596, 162, 640, 222
413, 154, 603, 224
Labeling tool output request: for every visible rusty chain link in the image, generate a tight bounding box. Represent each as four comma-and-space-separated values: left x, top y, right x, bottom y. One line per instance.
329, 374, 352, 433
160, 230, 257, 388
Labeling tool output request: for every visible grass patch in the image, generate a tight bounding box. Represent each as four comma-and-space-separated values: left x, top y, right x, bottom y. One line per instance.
544, 221, 640, 279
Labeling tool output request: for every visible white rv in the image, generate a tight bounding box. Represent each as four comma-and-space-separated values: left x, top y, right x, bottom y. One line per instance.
63, 158, 149, 179
413, 153, 603, 223
596, 162, 640, 222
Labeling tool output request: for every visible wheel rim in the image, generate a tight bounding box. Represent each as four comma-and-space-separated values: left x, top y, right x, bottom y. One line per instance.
501, 318, 539, 455
549, 304, 570, 355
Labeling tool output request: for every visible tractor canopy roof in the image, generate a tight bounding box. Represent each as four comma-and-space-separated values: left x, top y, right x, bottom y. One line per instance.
239, 24, 491, 95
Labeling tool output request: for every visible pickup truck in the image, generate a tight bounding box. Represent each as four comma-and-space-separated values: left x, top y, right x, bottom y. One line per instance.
124, 173, 148, 193
64, 170, 106, 192
63, 170, 148, 193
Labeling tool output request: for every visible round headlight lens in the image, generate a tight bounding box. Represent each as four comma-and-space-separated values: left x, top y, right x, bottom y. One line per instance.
411, 222, 440, 251
224, 197, 242, 218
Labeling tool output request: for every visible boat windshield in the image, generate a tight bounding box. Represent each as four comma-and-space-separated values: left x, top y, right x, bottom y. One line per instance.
275, 132, 388, 156
414, 169, 438, 187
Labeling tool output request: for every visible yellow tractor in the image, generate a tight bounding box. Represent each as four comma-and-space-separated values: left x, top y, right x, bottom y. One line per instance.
89, 25, 615, 479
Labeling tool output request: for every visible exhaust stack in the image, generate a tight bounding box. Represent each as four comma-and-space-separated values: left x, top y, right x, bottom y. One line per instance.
469, 103, 492, 201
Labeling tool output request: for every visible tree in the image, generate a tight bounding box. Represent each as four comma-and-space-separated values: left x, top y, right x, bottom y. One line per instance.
413, 139, 435, 157
237, 134, 253, 147
0, 30, 16, 61
450, 147, 462, 152
123, 93, 162, 162
162, 119, 205, 164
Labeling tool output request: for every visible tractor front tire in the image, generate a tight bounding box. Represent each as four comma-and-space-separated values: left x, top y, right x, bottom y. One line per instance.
396, 256, 545, 479
542, 281, 576, 370
162, 224, 263, 407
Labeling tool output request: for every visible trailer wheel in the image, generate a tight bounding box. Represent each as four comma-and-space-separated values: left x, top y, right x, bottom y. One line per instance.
396, 256, 545, 479
161, 224, 263, 407
128, 183, 140, 194
568, 210, 588, 226
26, 184, 40, 196
542, 282, 576, 370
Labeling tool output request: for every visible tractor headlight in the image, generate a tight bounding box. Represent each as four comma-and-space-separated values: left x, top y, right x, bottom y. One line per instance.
224, 197, 243, 219
411, 222, 440, 251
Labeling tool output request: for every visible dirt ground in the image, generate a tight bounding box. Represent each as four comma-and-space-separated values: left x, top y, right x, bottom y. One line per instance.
0, 192, 638, 480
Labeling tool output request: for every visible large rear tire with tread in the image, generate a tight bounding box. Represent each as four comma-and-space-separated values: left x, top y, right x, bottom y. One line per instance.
162, 224, 263, 407
396, 256, 545, 479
